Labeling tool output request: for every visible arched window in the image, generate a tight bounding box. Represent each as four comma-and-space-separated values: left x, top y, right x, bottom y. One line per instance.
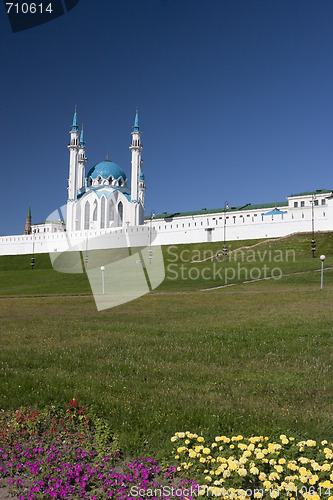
84, 201, 90, 230
93, 200, 98, 221
108, 200, 114, 222
119, 178, 123, 187
118, 201, 123, 226
101, 197, 106, 229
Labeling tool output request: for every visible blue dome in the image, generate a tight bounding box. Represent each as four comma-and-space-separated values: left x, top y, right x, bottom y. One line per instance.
87, 160, 127, 181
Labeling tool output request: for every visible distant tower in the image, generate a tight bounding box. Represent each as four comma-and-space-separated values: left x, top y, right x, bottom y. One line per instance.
24, 205, 32, 235
129, 109, 144, 225
67, 107, 80, 232
78, 126, 87, 192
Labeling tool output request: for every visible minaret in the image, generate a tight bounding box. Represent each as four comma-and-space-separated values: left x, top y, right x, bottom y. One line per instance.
77, 125, 87, 191
129, 109, 143, 225
24, 204, 32, 235
67, 107, 80, 232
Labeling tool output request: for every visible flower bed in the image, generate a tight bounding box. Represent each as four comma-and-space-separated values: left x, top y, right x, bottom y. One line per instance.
171, 432, 333, 499
0, 401, 197, 499
1, 401, 332, 499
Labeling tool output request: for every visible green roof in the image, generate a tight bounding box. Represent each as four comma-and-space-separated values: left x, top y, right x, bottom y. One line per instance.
146, 201, 288, 221
288, 189, 332, 198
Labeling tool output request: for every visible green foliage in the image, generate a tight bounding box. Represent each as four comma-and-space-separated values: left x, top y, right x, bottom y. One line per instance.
0, 233, 332, 459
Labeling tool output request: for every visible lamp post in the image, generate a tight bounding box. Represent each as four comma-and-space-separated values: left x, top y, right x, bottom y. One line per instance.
101, 266, 105, 294
320, 255, 325, 290
311, 195, 316, 258
223, 201, 229, 262
149, 210, 155, 265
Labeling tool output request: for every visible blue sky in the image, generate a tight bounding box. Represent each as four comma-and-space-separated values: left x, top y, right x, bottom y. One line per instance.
1, 0, 333, 236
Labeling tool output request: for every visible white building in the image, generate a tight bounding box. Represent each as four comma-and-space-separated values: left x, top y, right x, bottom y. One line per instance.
148, 189, 333, 246
0, 110, 332, 256
66, 108, 145, 232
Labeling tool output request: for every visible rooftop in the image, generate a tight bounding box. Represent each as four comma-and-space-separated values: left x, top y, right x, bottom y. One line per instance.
288, 189, 332, 198
147, 201, 289, 221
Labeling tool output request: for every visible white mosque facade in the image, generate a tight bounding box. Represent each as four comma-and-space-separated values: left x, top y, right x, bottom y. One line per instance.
0, 110, 333, 256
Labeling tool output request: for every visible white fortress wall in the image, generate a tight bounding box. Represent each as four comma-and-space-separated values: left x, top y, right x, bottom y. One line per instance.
1, 196, 332, 256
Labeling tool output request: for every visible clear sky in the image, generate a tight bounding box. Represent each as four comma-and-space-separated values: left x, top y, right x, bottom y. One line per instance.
1, 0, 332, 236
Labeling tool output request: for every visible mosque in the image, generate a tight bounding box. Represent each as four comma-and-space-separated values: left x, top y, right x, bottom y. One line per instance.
0, 109, 332, 256
66, 108, 145, 232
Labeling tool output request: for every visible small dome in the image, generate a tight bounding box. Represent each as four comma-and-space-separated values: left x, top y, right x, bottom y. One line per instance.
87, 160, 127, 181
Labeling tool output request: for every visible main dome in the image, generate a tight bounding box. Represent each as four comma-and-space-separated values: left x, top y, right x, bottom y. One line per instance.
87, 160, 127, 181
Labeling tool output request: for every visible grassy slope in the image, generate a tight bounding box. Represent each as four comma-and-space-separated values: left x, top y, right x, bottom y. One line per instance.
0, 232, 332, 458
1, 232, 333, 296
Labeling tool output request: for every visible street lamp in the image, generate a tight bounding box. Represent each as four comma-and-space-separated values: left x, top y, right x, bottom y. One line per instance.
223, 201, 229, 262
320, 255, 325, 290
101, 266, 105, 294
311, 195, 316, 258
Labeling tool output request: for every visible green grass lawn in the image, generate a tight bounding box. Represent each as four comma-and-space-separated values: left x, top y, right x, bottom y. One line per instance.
0, 232, 332, 459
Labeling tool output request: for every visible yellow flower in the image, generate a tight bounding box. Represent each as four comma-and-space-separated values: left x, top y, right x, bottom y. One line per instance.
176, 432, 185, 438
238, 468, 247, 477
197, 436, 204, 443
205, 476, 212, 482
171, 436, 177, 442
259, 472, 267, 481
203, 447, 211, 455
200, 457, 206, 463
319, 480, 332, 488
254, 492, 263, 498
250, 467, 259, 475
306, 440, 316, 447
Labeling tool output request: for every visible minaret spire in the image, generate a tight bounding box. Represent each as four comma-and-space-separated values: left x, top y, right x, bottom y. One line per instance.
72, 106, 79, 131
79, 124, 85, 147
24, 204, 32, 235
133, 108, 140, 132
